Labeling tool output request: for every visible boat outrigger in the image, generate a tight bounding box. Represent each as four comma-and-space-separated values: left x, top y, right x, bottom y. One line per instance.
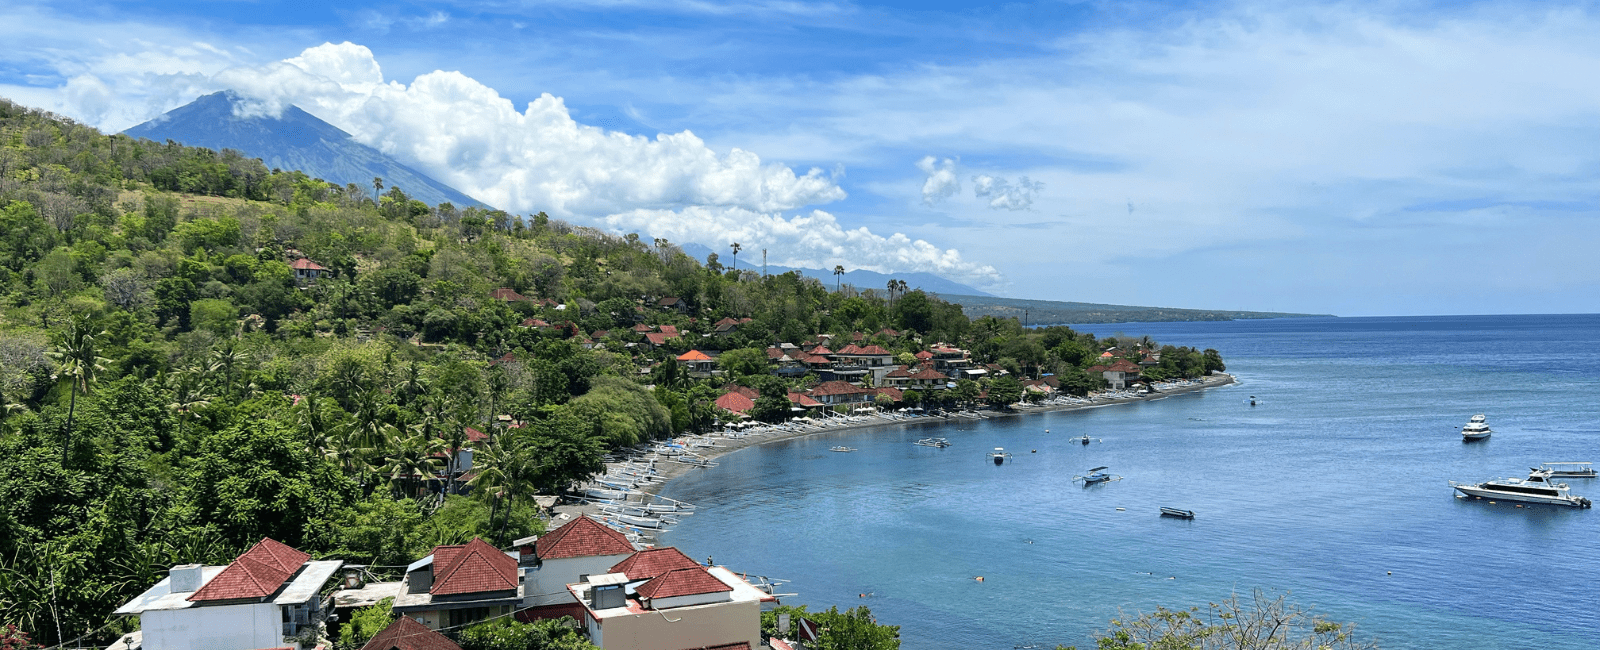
989, 448, 1013, 465
1538, 462, 1596, 478
1159, 507, 1195, 519
1451, 468, 1592, 508
1074, 466, 1121, 484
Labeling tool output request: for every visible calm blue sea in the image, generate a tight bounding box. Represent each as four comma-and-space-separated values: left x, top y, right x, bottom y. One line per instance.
657, 315, 1600, 650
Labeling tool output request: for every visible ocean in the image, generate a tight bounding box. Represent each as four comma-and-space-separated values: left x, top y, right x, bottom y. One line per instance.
656, 315, 1600, 649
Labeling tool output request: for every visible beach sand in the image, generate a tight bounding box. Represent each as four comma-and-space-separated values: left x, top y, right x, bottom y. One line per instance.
549, 373, 1236, 525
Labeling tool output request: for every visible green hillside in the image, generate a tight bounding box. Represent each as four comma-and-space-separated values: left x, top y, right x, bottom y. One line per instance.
937, 294, 1329, 325
0, 98, 1227, 647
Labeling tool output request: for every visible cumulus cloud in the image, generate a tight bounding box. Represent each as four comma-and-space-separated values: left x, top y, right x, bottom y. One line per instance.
915, 155, 959, 205
602, 206, 1000, 283
971, 174, 1042, 211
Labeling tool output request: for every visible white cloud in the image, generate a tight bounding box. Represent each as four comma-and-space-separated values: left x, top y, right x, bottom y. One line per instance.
915, 155, 959, 205
971, 174, 1042, 211
602, 206, 1001, 283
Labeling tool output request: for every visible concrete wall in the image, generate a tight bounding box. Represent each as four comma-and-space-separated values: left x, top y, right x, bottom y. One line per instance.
141, 603, 281, 650
592, 599, 760, 650
525, 555, 633, 607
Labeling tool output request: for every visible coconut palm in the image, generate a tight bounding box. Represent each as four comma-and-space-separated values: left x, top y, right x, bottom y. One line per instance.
834, 265, 845, 292
729, 242, 741, 272
166, 370, 215, 444
208, 342, 248, 397
47, 317, 109, 459
379, 429, 444, 499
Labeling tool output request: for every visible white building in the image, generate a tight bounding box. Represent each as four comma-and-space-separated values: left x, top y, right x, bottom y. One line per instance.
519, 516, 640, 621
111, 538, 342, 650
569, 547, 777, 650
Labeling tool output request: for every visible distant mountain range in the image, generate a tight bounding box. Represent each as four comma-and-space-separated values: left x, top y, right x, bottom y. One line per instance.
933, 294, 1330, 325
676, 243, 994, 296
124, 91, 488, 209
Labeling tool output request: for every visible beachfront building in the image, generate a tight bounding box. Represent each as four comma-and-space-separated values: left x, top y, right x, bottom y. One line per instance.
715, 387, 757, 417
806, 380, 875, 407
832, 344, 896, 384
928, 345, 974, 378
568, 547, 776, 650
111, 538, 343, 650
520, 517, 640, 622
392, 538, 521, 629
1085, 359, 1142, 390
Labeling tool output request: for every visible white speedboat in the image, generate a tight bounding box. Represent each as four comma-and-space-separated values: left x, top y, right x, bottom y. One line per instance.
1461, 414, 1492, 441
1451, 469, 1592, 508
914, 437, 951, 448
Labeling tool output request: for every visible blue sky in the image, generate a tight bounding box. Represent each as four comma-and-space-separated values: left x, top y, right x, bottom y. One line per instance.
4, 0, 1599, 316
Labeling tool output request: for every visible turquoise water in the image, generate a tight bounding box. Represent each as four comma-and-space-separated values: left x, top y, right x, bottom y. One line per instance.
657, 315, 1600, 649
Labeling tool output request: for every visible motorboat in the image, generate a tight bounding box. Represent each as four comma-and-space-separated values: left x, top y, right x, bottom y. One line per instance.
1451, 469, 1592, 508
1539, 462, 1596, 478
1159, 507, 1195, 519
1075, 466, 1114, 483
989, 448, 1012, 465
914, 437, 951, 448
1461, 414, 1492, 441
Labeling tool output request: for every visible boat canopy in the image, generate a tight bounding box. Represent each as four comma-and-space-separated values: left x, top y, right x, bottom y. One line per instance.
1087, 466, 1108, 472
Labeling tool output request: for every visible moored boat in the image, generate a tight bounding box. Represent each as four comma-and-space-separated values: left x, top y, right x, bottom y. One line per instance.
1451, 469, 1592, 508
1539, 462, 1596, 478
1159, 507, 1195, 519
989, 447, 1012, 465
1076, 466, 1114, 483
1461, 414, 1492, 441
830, 446, 857, 452
914, 437, 951, 448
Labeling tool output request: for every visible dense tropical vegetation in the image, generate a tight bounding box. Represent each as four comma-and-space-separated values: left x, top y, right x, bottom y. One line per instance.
0, 98, 1222, 647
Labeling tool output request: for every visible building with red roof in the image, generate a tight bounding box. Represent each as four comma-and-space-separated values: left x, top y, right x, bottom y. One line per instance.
360, 615, 463, 650
289, 257, 328, 283
806, 380, 874, 406
517, 517, 640, 621
676, 350, 718, 376
568, 553, 774, 650
113, 538, 344, 650
489, 287, 529, 302
714, 390, 756, 416
392, 538, 521, 629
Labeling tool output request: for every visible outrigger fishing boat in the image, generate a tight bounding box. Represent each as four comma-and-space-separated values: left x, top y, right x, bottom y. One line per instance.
914, 437, 952, 448
1073, 466, 1121, 484
1074, 434, 1099, 445
989, 447, 1013, 465
1159, 507, 1196, 519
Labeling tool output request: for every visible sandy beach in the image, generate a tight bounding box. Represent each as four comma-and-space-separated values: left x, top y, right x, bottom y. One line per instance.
550, 373, 1237, 525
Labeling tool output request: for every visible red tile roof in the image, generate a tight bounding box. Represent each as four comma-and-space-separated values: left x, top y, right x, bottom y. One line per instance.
521, 318, 550, 328
835, 344, 862, 355
677, 350, 713, 362
660, 325, 679, 336
489, 288, 528, 302
609, 547, 702, 581
807, 345, 833, 356
536, 517, 636, 560
188, 538, 309, 602
636, 567, 732, 600
909, 367, 948, 381
885, 365, 912, 378
633, 324, 654, 332
915, 350, 933, 360
713, 317, 740, 327
766, 347, 785, 359
360, 615, 463, 650
465, 427, 489, 443
786, 392, 823, 407
855, 345, 891, 356
719, 385, 759, 399
289, 258, 326, 271
430, 538, 517, 596
715, 391, 755, 414
808, 380, 869, 397
645, 333, 673, 345
873, 387, 903, 401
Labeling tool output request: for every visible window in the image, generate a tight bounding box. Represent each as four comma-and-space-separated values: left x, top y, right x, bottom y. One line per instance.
447, 607, 492, 627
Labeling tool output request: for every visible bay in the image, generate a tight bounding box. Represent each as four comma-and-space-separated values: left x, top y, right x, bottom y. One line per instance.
657, 315, 1600, 649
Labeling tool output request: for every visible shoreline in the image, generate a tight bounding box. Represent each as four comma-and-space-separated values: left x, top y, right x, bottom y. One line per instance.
551, 373, 1237, 524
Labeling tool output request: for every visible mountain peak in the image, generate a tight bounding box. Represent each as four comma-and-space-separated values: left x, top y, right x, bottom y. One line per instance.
124, 91, 488, 209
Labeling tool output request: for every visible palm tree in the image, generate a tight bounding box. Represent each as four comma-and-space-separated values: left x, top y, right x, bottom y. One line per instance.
833, 265, 845, 292
896, 279, 908, 297
209, 343, 248, 397
393, 361, 427, 407
379, 429, 444, 498
887, 279, 898, 308
167, 370, 214, 446
729, 242, 742, 272
372, 176, 384, 203
294, 394, 333, 455
47, 317, 109, 459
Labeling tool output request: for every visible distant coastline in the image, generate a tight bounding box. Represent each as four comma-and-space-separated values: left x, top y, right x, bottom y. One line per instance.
935, 293, 1332, 325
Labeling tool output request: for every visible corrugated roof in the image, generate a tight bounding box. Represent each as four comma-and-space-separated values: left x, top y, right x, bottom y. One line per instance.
188, 538, 309, 602
536, 517, 636, 560
430, 538, 517, 596
636, 567, 732, 600
609, 547, 702, 581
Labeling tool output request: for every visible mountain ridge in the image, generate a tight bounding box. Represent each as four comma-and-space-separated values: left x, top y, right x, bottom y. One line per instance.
124, 91, 488, 209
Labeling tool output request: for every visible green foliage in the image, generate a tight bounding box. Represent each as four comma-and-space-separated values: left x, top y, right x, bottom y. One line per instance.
716, 347, 771, 379
1070, 590, 1377, 650
761, 605, 900, 650
342, 597, 395, 647
458, 616, 598, 650
984, 375, 1025, 408
566, 376, 671, 447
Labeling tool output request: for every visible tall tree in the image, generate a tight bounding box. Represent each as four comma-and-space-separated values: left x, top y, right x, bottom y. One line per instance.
46, 317, 108, 460
729, 242, 741, 272
834, 265, 845, 292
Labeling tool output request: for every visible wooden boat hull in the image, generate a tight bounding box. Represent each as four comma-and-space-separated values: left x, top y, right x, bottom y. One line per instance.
1160, 508, 1195, 519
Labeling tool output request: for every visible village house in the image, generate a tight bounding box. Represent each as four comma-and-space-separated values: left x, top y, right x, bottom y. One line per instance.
391, 538, 521, 629
806, 380, 874, 407
518, 517, 641, 622
677, 350, 718, 377
359, 616, 462, 650
569, 547, 776, 650
927, 345, 974, 378
112, 538, 343, 650
1086, 359, 1142, 390
656, 296, 688, 313
489, 287, 530, 302
289, 257, 329, 284
715, 386, 758, 417
831, 344, 895, 384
